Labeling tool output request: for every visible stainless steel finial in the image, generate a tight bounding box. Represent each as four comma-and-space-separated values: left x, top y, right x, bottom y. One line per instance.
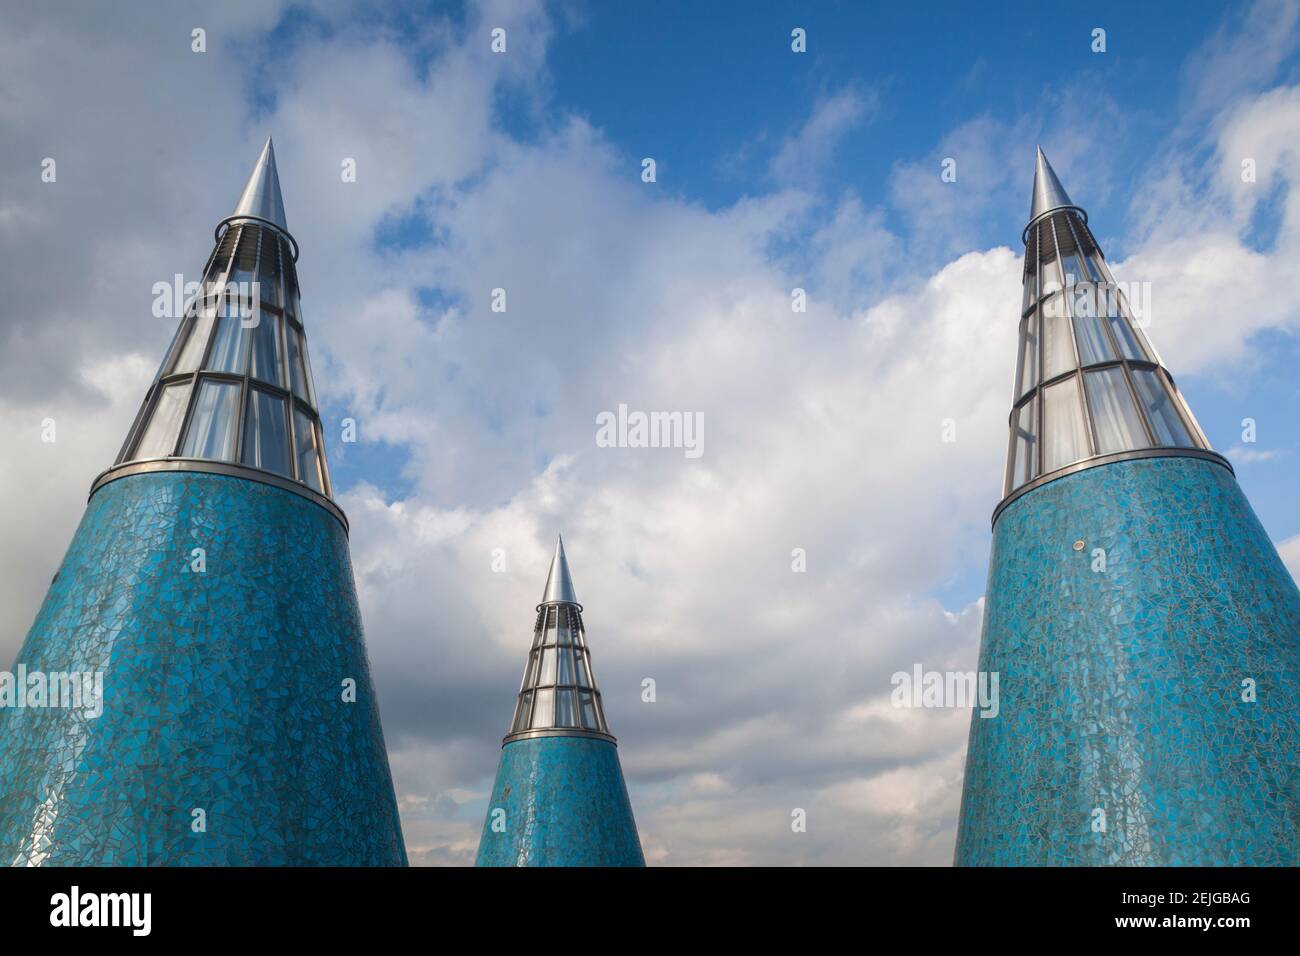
1029, 146, 1075, 223
540, 535, 579, 606
231, 137, 288, 231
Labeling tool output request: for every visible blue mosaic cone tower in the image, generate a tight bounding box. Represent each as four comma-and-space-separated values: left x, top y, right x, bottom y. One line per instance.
954, 148, 1300, 866
0, 140, 407, 865
476, 537, 644, 866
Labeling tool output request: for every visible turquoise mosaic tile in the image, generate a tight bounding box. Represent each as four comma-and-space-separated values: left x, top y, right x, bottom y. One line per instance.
476, 736, 644, 867
0, 471, 406, 866
956, 456, 1300, 865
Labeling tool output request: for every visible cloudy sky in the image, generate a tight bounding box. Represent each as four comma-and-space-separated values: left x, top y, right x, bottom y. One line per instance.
2, 0, 1298, 865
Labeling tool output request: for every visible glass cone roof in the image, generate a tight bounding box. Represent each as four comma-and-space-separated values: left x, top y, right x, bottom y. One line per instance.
505, 537, 614, 744
1000, 148, 1219, 513
105, 139, 334, 516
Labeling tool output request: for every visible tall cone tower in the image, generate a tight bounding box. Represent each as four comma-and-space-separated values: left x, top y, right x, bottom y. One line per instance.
476, 537, 644, 866
0, 140, 407, 865
954, 148, 1300, 865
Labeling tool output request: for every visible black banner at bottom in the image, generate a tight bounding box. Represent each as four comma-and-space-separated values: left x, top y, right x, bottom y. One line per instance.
0, 865, 1290, 940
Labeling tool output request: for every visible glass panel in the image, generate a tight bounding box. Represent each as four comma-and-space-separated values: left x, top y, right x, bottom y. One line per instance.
1072, 293, 1116, 366
1088, 251, 1111, 284
1132, 368, 1195, 447
539, 647, 556, 685
1021, 267, 1036, 314
556, 617, 573, 646
522, 651, 538, 689
180, 379, 240, 461
512, 692, 532, 733
133, 382, 192, 460
555, 689, 576, 727
1101, 292, 1146, 361
293, 408, 326, 493
1016, 311, 1039, 398
249, 312, 284, 386
557, 647, 575, 684
531, 688, 554, 728
575, 652, 591, 688
1040, 255, 1062, 297
205, 311, 248, 374
579, 692, 597, 729
288, 326, 315, 406
1085, 368, 1150, 455
241, 389, 291, 476
172, 311, 215, 374
1062, 251, 1087, 288
1083, 250, 1104, 282
1010, 399, 1038, 490
1042, 375, 1090, 473
1041, 302, 1076, 380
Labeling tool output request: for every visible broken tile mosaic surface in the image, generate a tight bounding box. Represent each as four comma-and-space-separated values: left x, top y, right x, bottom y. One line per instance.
0, 471, 406, 866
956, 456, 1300, 865
476, 736, 644, 867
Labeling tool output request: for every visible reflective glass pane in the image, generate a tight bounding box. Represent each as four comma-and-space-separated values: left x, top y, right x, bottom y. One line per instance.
173, 311, 215, 374
288, 326, 315, 406
555, 689, 576, 727
1022, 268, 1036, 314
1042, 376, 1090, 472
579, 692, 597, 729
205, 313, 248, 374
557, 647, 575, 684
1010, 399, 1038, 490
1016, 312, 1039, 398
532, 688, 554, 728
152, 316, 188, 382
1085, 368, 1150, 455
1101, 291, 1146, 361
1062, 252, 1087, 288
513, 693, 532, 733
180, 379, 240, 461
293, 408, 326, 493
241, 388, 290, 476
134, 382, 192, 460
539, 647, 557, 684
249, 313, 284, 386
1072, 296, 1116, 366
1041, 302, 1076, 380
1132, 368, 1194, 447
1040, 256, 1062, 296
1089, 252, 1110, 284
575, 652, 591, 688
1083, 250, 1104, 282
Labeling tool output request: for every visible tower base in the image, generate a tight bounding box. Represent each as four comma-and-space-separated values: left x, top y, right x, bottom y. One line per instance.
476, 735, 644, 866
0, 471, 406, 866
955, 456, 1300, 865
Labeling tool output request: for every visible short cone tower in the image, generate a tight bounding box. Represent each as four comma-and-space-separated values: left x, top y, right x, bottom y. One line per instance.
0, 139, 407, 865
954, 148, 1300, 865
476, 537, 644, 866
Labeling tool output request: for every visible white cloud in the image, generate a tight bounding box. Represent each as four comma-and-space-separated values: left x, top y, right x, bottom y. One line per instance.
770, 87, 877, 184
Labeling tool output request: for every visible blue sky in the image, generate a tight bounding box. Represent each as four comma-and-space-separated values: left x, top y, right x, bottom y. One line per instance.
1, 0, 1298, 864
